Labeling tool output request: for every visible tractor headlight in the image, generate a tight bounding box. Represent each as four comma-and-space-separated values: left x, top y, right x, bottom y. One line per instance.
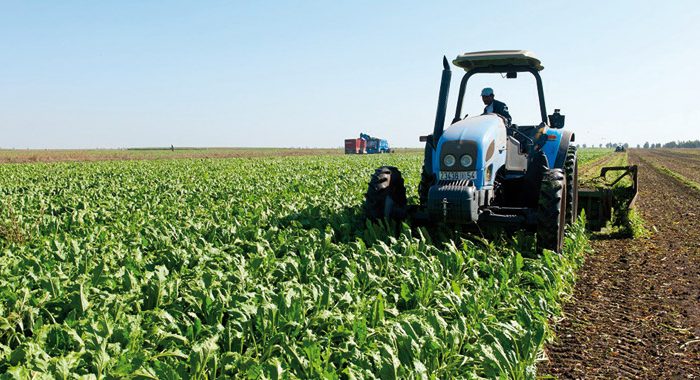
443, 154, 456, 167
460, 154, 473, 167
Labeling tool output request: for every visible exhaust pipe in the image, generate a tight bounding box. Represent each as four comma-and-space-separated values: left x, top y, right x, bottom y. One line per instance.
432, 56, 451, 142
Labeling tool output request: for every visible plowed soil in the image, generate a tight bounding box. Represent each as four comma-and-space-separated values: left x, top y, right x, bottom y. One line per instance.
637, 149, 700, 185
541, 149, 700, 379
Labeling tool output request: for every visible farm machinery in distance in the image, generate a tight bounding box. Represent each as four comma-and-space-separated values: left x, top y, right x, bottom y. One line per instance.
363, 50, 638, 252
345, 133, 392, 154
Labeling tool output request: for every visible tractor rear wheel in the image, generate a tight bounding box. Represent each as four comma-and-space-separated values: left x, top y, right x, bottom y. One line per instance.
536, 169, 567, 253
564, 146, 579, 225
364, 166, 407, 221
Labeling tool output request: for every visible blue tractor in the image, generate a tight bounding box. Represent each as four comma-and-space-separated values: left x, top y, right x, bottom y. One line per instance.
361, 133, 391, 154
364, 51, 579, 253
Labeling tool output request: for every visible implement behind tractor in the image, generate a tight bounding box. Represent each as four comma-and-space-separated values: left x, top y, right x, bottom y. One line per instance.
578, 165, 639, 231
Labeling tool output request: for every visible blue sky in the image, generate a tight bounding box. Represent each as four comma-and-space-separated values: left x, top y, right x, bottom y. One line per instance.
1, 1, 698, 149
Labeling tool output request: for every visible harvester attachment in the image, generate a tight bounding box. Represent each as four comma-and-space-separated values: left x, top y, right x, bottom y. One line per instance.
577, 165, 638, 231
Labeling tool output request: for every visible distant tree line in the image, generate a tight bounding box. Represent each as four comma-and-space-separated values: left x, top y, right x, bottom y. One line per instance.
638, 141, 699, 149
661, 140, 700, 148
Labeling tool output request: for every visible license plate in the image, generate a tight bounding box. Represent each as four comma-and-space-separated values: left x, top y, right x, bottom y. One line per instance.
439, 171, 476, 181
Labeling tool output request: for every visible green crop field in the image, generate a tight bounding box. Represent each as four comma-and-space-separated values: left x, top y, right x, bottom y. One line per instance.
577, 148, 613, 164
0, 153, 589, 379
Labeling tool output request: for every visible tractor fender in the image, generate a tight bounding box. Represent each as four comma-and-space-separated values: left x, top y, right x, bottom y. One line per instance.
553, 130, 575, 169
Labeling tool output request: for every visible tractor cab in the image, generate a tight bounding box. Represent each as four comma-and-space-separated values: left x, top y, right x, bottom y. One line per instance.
451, 50, 554, 126
447, 51, 572, 174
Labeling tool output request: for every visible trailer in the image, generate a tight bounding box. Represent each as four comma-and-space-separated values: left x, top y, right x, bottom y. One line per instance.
344, 138, 367, 154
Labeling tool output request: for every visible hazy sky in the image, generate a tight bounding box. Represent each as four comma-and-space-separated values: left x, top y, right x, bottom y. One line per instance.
2, 1, 699, 149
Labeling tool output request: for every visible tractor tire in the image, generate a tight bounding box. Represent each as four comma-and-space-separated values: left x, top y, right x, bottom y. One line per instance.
564, 146, 579, 225
536, 169, 567, 254
418, 165, 434, 206
364, 166, 408, 221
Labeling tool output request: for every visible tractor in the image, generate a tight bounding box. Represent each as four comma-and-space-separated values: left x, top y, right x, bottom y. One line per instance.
364, 50, 578, 253
364, 50, 638, 252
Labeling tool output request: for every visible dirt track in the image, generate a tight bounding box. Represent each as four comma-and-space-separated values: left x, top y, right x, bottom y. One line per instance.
542, 149, 700, 379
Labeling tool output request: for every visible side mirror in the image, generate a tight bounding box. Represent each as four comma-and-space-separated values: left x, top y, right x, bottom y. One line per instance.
419, 134, 435, 148
548, 109, 565, 128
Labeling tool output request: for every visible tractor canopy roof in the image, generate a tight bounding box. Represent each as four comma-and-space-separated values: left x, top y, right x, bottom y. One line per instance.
452, 50, 543, 72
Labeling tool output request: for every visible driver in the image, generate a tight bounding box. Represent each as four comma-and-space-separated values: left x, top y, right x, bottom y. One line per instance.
481, 87, 512, 125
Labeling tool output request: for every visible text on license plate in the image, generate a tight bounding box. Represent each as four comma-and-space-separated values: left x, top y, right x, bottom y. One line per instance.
439, 171, 476, 180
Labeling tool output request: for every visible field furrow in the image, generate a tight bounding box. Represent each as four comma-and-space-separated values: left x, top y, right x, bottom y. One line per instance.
635, 149, 700, 186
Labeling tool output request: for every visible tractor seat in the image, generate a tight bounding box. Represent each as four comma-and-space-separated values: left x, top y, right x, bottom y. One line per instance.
507, 124, 540, 153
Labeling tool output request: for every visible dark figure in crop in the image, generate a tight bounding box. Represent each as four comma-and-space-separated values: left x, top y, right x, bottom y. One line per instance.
481, 87, 512, 125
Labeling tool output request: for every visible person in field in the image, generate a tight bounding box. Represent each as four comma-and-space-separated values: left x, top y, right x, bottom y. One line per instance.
481, 87, 512, 125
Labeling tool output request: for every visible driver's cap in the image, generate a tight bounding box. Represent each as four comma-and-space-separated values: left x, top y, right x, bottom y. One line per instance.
481, 87, 494, 96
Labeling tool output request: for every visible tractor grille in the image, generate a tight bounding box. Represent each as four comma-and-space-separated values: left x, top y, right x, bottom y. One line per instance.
437, 179, 473, 191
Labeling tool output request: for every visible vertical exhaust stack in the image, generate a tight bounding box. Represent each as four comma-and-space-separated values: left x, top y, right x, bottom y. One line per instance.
432, 56, 452, 142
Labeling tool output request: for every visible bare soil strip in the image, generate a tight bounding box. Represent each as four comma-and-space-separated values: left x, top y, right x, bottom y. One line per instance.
637, 150, 700, 185
644, 149, 700, 161
541, 150, 700, 379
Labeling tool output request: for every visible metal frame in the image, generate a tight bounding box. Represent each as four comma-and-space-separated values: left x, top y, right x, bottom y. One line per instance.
577, 165, 639, 231
599, 165, 639, 207
452, 65, 547, 125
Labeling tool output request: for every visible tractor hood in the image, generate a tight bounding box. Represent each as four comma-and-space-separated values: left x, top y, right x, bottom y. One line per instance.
433, 115, 508, 189
441, 114, 506, 143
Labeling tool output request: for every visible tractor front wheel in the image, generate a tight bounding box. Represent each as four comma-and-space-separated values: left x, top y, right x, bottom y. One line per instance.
536, 169, 567, 253
364, 166, 407, 221
418, 165, 435, 206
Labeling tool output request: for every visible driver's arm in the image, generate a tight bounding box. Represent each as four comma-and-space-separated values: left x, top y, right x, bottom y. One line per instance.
501, 104, 512, 125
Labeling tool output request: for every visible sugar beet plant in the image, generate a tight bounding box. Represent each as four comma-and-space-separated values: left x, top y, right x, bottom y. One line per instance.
0, 154, 588, 379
